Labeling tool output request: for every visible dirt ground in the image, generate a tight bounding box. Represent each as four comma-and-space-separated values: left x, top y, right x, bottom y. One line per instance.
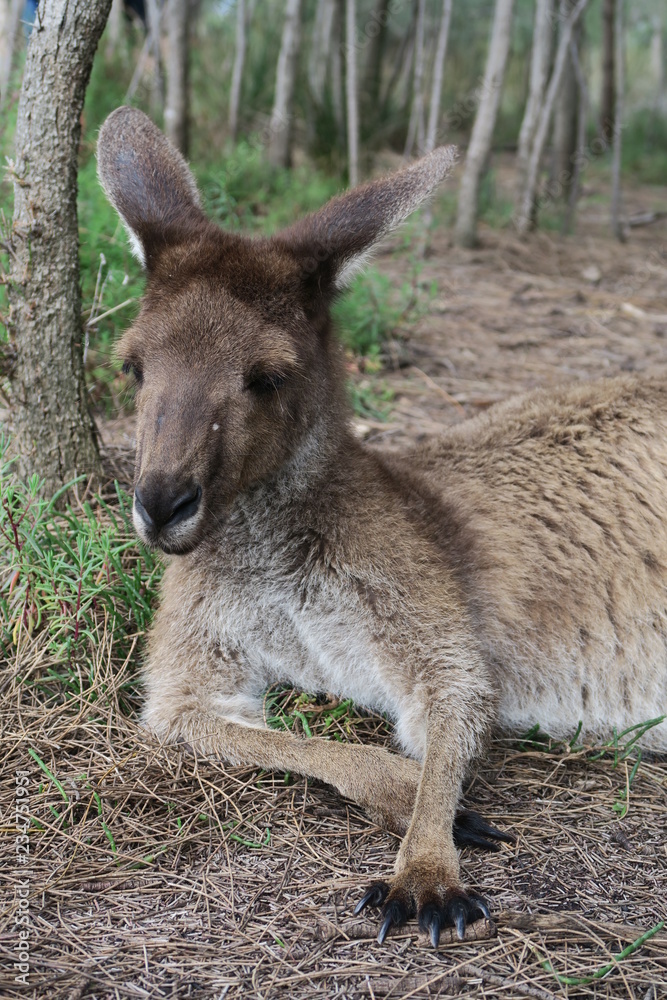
364, 176, 667, 450
3, 175, 667, 999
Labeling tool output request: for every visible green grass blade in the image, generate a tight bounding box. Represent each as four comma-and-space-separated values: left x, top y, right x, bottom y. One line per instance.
536, 920, 664, 986
27, 747, 68, 802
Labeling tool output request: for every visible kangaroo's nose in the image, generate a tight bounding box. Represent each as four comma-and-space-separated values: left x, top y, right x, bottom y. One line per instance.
135, 478, 202, 533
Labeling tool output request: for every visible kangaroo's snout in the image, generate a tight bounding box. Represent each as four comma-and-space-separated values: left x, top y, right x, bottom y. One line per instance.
134, 475, 202, 551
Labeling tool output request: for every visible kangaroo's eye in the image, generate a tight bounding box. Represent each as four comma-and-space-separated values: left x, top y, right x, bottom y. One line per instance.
246, 371, 286, 394
122, 360, 144, 386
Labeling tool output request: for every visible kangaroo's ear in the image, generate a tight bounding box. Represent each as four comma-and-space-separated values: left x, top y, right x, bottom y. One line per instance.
272, 146, 457, 297
97, 107, 205, 268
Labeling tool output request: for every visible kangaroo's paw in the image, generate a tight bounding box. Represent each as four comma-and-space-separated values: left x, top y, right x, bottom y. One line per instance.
354, 863, 490, 946
453, 809, 515, 852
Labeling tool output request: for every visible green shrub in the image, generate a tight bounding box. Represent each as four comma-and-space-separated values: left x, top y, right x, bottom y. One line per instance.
201, 139, 339, 232
0, 437, 161, 674
77, 155, 144, 415
621, 108, 667, 186
333, 264, 433, 358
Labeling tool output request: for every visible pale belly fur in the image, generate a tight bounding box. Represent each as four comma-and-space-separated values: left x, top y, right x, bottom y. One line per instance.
205, 572, 667, 757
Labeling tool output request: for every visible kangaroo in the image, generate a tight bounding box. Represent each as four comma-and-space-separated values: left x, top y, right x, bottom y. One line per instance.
98, 107, 667, 947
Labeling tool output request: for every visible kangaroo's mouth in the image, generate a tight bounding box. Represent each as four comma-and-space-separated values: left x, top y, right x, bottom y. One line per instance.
132, 490, 204, 555
155, 534, 201, 556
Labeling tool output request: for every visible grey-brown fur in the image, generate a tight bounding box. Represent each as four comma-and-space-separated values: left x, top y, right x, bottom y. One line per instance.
97, 107, 667, 945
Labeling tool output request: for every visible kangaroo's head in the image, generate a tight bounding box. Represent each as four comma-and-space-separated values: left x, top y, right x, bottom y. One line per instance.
97, 107, 456, 554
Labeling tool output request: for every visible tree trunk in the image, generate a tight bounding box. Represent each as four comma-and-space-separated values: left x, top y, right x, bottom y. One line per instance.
364, 0, 390, 112
7, 0, 109, 496
455, 0, 515, 248
268, 0, 302, 168
610, 0, 624, 241
145, 0, 165, 119
562, 34, 588, 233
551, 3, 580, 204
124, 35, 152, 105
650, 16, 665, 110
380, 6, 416, 113
228, 0, 246, 141
600, 0, 614, 141
331, 2, 344, 143
0, 0, 23, 110
514, 0, 590, 235
164, 0, 190, 154
396, 24, 416, 113
418, 0, 452, 247
516, 0, 553, 192
308, 0, 336, 109
106, 0, 124, 60
425, 0, 453, 154
345, 0, 359, 185
404, 0, 426, 158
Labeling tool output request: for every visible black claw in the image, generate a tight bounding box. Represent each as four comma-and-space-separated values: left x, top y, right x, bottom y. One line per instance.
469, 894, 491, 921
354, 881, 390, 915
453, 809, 515, 852
377, 898, 408, 944
454, 828, 502, 851
358, 877, 492, 946
417, 890, 493, 947
377, 912, 393, 944
440, 889, 492, 941
450, 900, 467, 941
418, 903, 442, 947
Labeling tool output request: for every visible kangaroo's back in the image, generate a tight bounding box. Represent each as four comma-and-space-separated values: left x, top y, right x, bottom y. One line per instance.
398, 375, 667, 746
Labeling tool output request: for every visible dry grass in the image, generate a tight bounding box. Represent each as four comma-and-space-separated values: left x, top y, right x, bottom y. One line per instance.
1, 605, 666, 999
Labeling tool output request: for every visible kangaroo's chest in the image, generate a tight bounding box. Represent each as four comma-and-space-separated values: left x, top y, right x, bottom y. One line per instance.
211, 544, 405, 719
